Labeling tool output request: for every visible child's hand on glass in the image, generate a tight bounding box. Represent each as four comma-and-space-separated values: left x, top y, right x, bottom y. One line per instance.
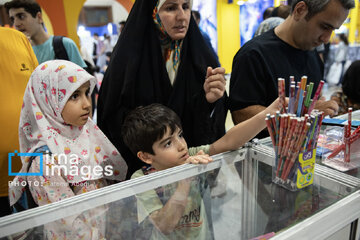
185, 150, 213, 164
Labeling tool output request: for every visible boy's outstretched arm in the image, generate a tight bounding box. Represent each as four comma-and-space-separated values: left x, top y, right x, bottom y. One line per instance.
209, 98, 287, 155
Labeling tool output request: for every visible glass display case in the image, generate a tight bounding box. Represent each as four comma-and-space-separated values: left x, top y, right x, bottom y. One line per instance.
1, 145, 359, 239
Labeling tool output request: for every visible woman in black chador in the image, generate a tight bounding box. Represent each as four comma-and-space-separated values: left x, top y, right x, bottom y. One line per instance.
97, 0, 227, 178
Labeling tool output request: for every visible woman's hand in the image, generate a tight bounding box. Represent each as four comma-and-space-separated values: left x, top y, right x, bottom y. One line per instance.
204, 67, 226, 103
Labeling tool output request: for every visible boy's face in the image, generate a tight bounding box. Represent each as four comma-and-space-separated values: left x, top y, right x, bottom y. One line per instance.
61, 81, 92, 127
8, 7, 42, 40
143, 126, 189, 171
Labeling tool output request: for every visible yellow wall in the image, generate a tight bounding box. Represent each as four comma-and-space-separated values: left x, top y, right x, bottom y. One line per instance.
274, 0, 281, 7
217, 0, 240, 74
63, 0, 87, 47
42, 10, 54, 36
348, 0, 359, 43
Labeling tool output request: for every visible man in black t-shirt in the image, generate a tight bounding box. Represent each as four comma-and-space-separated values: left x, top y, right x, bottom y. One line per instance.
229, 0, 354, 137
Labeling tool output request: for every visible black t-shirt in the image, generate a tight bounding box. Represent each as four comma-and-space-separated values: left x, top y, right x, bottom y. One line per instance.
229, 29, 324, 112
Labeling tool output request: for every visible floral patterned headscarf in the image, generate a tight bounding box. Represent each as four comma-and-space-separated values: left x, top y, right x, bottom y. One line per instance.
10, 60, 127, 205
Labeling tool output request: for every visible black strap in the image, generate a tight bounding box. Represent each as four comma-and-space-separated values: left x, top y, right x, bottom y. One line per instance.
13, 146, 51, 212
53, 36, 69, 60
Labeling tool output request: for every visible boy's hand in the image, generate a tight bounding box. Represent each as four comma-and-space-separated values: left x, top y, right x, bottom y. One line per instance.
185, 150, 213, 164
265, 97, 289, 115
204, 67, 226, 103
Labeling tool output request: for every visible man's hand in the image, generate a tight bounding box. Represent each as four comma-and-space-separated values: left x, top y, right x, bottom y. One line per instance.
314, 96, 339, 117
204, 67, 226, 103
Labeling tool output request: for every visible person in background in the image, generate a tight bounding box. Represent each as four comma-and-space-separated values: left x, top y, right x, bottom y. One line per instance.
254, 4, 291, 37
263, 6, 275, 20
119, 20, 126, 34
97, 0, 227, 179
335, 33, 349, 85
229, 0, 353, 138
96, 33, 112, 71
192, 10, 219, 65
0, 26, 38, 217
331, 60, 360, 115
5, 0, 86, 68
92, 33, 103, 65
122, 98, 283, 238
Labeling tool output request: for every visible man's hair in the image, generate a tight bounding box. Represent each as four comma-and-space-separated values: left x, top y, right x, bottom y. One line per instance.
263, 7, 274, 20
338, 33, 349, 45
5, 0, 41, 17
291, 0, 355, 20
192, 10, 200, 21
122, 104, 182, 155
342, 60, 360, 103
273, 4, 291, 19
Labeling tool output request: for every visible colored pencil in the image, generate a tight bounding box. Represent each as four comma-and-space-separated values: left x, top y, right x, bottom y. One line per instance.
307, 80, 324, 115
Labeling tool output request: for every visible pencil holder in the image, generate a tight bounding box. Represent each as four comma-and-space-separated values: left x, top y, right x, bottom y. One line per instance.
266, 76, 325, 191
272, 148, 316, 191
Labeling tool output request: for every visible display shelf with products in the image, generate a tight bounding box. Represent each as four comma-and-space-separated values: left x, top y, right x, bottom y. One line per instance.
0, 145, 359, 239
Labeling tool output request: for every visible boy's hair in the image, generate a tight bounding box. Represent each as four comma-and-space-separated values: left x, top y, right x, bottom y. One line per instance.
5, 0, 41, 17
122, 104, 182, 155
290, 0, 354, 20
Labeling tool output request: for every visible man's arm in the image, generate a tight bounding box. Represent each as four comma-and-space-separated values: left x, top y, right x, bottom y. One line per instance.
231, 105, 266, 125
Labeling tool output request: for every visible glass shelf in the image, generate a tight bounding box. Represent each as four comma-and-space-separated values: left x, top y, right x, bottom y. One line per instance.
0, 146, 359, 239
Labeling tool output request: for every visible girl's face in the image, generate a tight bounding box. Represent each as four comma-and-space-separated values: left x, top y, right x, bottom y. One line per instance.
158, 0, 191, 41
61, 81, 92, 127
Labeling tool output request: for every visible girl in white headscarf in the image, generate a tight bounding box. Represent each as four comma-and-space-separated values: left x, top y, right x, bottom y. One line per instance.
9, 60, 127, 239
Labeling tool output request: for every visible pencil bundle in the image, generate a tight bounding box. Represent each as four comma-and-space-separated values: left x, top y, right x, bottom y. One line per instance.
266, 76, 325, 190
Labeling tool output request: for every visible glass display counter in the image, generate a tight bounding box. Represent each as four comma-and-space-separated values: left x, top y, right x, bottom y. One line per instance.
0, 145, 359, 239
255, 136, 360, 239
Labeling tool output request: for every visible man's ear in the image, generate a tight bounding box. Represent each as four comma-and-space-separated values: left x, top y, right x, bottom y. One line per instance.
292, 1, 308, 21
137, 151, 153, 165
36, 11, 43, 24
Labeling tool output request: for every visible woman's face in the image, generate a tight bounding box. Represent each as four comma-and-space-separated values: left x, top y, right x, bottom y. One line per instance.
158, 0, 191, 41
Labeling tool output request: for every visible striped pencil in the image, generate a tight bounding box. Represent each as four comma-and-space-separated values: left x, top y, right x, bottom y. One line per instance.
345, 108, 352, 162
265, 116, 276, 147
278, 78, 287, 113
293, 82, 301, 115
289, 84, 296, 113
307, 80, 325, 115
302, 83, 314, 115
296, 76, 307, 117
